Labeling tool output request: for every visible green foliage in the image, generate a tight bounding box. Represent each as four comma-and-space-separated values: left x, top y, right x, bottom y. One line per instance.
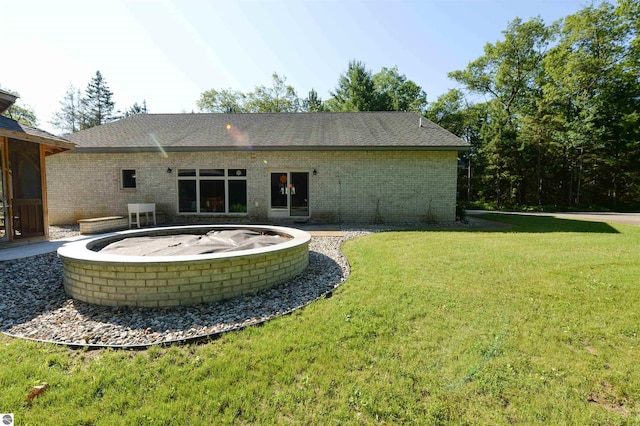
2, 102, 38, 127
373, 66, 427, 113
123, 100, 148, 117
52, 72, 126, 132
198, 61, 426, 115
52, 72, 148, 132
446, 1, 640, 209
229, 203, 247, 213
198, 73, 301, 113
197, 88, 247, 113
0, 86, 38, 126
50, 85, 81, 133
302, 88, 324, 112
245, 73, 301, 112
325, 60, 427, 113
325, 59, 378, 111
80, 70, 116, 130
3, 216, 639, 423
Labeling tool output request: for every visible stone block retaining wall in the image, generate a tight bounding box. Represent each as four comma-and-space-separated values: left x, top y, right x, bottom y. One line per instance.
61, 242, 309, 308
78, 216, 128, 234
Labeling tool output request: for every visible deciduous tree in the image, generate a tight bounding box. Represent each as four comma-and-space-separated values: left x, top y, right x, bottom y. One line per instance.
51, 85, 82, 133
0, 86, 38, 126
449, 17, 553, 206
373, 66, 427, 113
245, 73, 301, 112
197, 89, 246, 113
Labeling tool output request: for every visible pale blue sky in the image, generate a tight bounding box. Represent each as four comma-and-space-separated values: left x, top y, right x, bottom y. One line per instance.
2, 0, 592, 133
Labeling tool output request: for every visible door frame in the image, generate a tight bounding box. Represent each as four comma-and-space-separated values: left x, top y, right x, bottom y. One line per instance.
0, 137, 8, 242
268, 170, 310, 220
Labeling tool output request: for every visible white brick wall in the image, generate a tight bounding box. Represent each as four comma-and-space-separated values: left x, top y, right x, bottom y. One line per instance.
46, 150, 458, 225
61, 240, 309, 307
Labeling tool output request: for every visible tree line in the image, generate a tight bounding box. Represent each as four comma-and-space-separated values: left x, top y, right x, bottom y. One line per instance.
429, 0, 640, 210
196, 61, 427, 114
2, 72, 149, 133
51, 71, 147, 134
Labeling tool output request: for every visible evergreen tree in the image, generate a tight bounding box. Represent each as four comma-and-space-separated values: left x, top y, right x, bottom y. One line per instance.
325, 60, 378, 111
79, 71, 116, 129
302, 88, 324, 112
326, 61, 427, 113
123, 100, 148, 117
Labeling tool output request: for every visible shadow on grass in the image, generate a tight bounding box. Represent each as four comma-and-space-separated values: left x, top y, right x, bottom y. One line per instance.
467, 213, 620, 234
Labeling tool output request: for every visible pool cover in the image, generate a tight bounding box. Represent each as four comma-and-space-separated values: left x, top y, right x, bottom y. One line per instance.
98, 229, 288, 256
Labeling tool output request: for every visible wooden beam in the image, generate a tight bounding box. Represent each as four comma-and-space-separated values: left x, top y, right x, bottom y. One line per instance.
0, 129, 75, 153
0, 136, 12, 241
40, 144, 50, 238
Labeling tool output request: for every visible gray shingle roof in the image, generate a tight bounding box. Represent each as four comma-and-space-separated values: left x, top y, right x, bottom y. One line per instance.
67, 112, 469, 152
0, 115, 74, 154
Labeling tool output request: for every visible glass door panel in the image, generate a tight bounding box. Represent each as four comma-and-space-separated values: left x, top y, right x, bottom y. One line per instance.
290, 172, 309, 217
270, 173, 288, 209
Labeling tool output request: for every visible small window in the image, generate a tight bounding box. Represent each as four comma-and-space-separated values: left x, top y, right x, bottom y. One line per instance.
122, 169, 136, 189
200, 169, 225, 177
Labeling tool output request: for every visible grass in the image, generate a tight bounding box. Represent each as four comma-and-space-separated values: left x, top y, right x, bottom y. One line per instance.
1, 214, 639, 424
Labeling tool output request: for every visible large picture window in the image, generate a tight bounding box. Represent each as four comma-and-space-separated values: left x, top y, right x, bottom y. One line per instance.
178, 168, 247, 214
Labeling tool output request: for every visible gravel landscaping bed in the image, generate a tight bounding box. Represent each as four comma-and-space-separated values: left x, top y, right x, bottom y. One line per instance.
0, 229, 371, 348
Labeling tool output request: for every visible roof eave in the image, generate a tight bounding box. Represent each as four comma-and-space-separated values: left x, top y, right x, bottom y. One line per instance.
70, 144, 470, 153
0, 90, 18, 115
0, 129, 75, 154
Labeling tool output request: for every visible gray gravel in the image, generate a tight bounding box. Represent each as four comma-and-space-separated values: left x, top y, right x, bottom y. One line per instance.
0, 229, 371, 348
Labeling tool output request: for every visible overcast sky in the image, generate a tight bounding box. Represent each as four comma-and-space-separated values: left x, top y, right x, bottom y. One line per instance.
2, 0, 592, 134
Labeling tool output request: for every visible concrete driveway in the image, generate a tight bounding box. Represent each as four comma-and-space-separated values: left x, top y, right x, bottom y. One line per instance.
467, 210, 640, 226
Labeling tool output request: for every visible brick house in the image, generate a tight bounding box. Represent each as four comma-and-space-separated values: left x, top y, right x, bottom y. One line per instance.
46, 112, 468, 225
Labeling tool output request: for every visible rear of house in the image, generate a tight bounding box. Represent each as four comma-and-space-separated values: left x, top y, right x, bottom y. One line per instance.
46, 112, 469, 225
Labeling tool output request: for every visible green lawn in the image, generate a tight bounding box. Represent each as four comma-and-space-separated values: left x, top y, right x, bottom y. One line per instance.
1, 214, 639, 425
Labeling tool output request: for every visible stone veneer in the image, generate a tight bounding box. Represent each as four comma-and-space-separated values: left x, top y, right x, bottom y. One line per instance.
58, 226, 310, 308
